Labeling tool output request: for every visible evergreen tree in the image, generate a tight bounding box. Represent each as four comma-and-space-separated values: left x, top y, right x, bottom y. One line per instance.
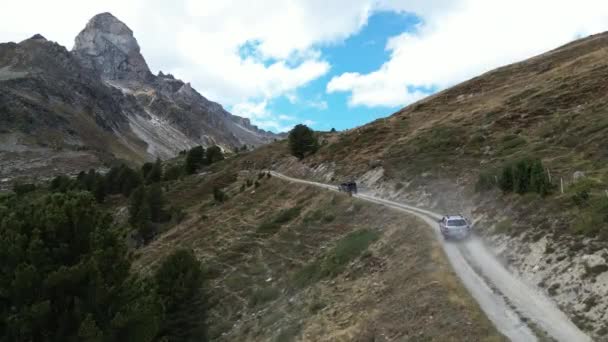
205, 145, 224, 164
118, 166, 142, 197
288, 124, 319, 159
155, 249, 207, 342
0, 191, 161, 341
141, 162, 155, 180
129, 186, 148, 227
93, 176, 106, 203
514, 159, 532, 194
185, 146, 205, 174
164, 164, 184, 181
530, 159, 551, 196
106, 165, 142, 196
499, 164, 514, 192
147, 184, 165, 223
145, 158, 163, 184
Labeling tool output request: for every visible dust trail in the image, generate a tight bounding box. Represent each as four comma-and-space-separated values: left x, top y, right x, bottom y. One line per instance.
269, 171, 591, 342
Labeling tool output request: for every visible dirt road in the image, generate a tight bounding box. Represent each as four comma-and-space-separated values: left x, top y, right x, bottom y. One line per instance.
269, 171, 591, 342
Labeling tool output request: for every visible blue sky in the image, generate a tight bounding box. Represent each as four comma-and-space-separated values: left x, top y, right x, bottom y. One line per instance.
3, 0, 608, 133
265, 12, 422, 132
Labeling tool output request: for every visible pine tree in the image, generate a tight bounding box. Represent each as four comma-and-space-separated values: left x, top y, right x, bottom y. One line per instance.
141, 162, 155, 180
145, 158, 163, 184
288, 124, 319, 159
530, 159, 550, 196
0, 191, 162, 341
206, 145, 224, 164
147, 184, 165, 223
499, 164, 514, 192
129, 185, 148, 227
185, 146, 205, 174
93, 176, 106, 203
155, 249, 207, 341
514, 159, 532, 194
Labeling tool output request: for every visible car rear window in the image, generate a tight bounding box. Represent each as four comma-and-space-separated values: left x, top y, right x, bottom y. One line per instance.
447, 219, 467, 226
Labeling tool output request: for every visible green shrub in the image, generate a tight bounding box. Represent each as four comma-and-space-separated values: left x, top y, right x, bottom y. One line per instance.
13, 182, 36, 195
497, 159, 551, 195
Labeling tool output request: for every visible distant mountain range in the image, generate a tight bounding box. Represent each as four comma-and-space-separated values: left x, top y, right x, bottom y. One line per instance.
0, 12, 277, 184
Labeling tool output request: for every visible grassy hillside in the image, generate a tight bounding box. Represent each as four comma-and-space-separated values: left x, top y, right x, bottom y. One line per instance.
132, 164, 503, 341
241, 32, 608, 248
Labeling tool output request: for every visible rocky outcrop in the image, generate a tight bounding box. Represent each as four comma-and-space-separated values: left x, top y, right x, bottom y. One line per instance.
72, 12, 152, 83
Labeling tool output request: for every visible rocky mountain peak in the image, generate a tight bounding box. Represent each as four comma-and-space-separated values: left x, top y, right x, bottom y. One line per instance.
29, 34, 47, 41
72, 12, 151, 82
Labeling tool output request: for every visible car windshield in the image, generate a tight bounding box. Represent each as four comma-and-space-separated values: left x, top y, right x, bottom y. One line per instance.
447, 219, 467, 226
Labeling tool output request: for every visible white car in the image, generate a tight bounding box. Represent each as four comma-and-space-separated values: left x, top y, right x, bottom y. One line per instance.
438, 215, 472, 240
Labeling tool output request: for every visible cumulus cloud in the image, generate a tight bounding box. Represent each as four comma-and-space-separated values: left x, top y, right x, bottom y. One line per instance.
231, 100, 299, 132
4, 0, 607, 126
0, 0, 382, 131
328, 0, 608, 107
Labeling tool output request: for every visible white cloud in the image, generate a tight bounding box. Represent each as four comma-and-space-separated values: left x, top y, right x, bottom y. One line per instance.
328, 0, 608, 107
4, 0, 608, 126
0, 0, 381, 132
231, 100, 303, 133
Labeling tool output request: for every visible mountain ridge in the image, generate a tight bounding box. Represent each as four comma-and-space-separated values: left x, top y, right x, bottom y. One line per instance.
0, 12, 277, 184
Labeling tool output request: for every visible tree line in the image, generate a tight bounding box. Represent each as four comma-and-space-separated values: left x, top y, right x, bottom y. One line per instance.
2, 146, 230, 341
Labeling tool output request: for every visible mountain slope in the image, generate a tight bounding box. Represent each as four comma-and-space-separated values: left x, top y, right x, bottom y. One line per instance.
133, 170, 504, 341
237, 31, 608, 339
0, 13, 276, 184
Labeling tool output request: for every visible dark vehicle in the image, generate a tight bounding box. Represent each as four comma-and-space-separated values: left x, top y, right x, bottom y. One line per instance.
438, 215, 472, 240
338, 181, 358, 195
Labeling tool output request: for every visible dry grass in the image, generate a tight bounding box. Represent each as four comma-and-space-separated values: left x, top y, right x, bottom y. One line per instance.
133, 172, 504, 341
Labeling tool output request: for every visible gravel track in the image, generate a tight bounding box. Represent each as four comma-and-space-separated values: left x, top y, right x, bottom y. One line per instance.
269, 171, 591, 342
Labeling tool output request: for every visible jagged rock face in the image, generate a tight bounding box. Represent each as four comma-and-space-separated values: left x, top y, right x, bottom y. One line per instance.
0, 12, 278, 184
73, 13, 152, 83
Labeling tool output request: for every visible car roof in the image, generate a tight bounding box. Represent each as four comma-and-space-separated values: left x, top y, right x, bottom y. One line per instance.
445, 215, 466, 220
